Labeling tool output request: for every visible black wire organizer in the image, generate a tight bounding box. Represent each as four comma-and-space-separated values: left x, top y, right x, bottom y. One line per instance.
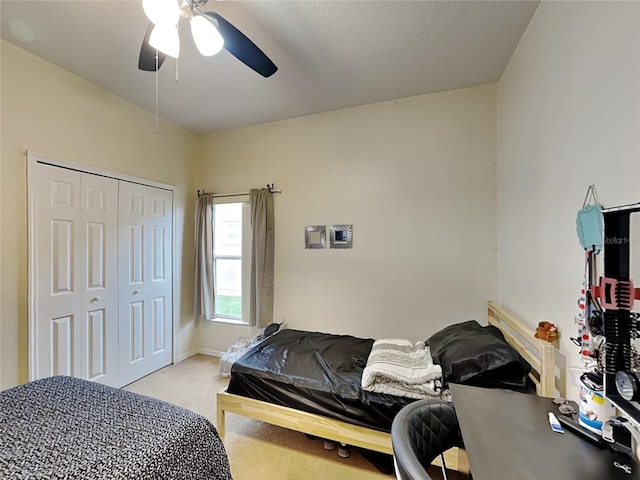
598, 203, 640, 425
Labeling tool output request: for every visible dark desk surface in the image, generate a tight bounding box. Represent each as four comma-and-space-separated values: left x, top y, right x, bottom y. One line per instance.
451, 383, 638, 480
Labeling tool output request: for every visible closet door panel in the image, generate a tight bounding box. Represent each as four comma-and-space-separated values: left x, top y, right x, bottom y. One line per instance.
129, 301, 145, 362
118, 182, 172, 386
34, 164, 119, 385
87, 308, 106, 378
51, 220, 75, 293
152, 296, 166, 354
51, 315, 74, 376
36, 165, 84, 379
147, 188, 172, 361
81, 174, 119, 386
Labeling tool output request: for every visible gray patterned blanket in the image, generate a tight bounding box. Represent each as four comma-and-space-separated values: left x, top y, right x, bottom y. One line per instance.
0, 376, 232, 480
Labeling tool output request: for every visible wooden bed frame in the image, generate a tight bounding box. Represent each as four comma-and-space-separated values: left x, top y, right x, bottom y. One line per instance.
216, 301, 557, 472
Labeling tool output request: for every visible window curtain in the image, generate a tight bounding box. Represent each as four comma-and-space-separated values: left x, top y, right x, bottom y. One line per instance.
249, 188, 275, 327
194, 194, 215, 321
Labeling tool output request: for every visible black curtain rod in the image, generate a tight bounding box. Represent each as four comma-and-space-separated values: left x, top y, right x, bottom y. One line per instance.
197, 183, 281, 198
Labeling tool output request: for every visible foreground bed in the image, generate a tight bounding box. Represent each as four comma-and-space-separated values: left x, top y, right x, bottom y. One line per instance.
217, 301, 556, 471
1, 376, 232, 479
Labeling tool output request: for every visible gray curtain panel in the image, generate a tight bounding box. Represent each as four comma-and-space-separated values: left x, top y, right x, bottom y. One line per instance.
249, 188, 275, 327
194, 194, 216, 321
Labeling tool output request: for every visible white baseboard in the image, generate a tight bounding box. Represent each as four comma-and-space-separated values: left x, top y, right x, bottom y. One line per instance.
176, 348, 222, 362
197, 348, 223, 357
176, 350, 198, 362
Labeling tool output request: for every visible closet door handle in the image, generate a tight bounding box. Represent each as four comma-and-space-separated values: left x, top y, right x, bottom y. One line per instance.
133, 289, 140, 295
91, 296, 101, 302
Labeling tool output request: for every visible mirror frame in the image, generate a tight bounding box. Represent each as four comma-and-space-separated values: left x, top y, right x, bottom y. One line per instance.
305, 225, 326, 249
330, 224, 353, 249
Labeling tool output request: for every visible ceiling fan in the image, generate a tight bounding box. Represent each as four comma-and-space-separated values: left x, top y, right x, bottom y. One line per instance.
138, 0, 277, 78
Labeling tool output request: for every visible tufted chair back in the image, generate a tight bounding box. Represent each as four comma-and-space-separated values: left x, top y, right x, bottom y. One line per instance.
391, 399, 463, 480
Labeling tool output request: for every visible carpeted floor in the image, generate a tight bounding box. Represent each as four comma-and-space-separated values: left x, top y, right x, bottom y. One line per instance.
125, 354, 468, 480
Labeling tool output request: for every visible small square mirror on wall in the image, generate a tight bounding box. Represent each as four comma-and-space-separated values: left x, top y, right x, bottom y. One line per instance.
330, 224, 353, 249
305, 225, 326, 249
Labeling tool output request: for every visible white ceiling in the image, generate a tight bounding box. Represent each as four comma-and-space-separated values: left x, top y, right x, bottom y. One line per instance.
1, 0, 540, 134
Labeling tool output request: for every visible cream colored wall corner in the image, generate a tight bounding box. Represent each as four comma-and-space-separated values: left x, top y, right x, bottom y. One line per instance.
0, 40, 200, 389
497, 1, 640, 398
196, 84, 499, 353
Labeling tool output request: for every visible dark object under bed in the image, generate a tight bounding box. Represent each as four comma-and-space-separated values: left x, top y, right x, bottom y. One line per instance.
228, 329, 417, 432
0, 376, 232, 480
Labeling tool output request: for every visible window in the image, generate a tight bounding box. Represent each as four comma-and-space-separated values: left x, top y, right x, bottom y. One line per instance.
213, 198, 251, 323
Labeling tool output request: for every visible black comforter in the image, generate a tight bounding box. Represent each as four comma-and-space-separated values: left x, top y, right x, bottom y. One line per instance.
228, 329, 415, 431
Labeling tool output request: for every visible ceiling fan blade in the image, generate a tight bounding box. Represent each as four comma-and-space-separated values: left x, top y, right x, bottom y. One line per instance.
138, 23, 167, 71
203, 12, 277, 78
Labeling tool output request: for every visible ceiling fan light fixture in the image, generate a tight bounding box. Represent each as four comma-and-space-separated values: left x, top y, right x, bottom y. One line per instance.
149, 24, 180, 58
190, 14, 224, 57
142, 0, 180, 26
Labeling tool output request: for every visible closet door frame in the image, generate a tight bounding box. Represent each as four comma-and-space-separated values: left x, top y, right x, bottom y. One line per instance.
27, 151, 178, 382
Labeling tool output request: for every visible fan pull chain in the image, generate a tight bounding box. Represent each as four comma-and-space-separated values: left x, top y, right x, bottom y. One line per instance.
176, 23, 180, 82
155, 50, 159, 134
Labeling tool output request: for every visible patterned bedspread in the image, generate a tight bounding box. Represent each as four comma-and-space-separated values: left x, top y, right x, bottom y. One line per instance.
0, 376, 232, 480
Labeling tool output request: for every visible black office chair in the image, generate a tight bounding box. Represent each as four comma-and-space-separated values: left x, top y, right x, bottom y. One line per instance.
391, 399, 464, 480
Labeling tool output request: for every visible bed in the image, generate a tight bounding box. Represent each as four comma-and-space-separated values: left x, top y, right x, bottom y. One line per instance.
216, 301, 556, 471
1, 375, 232, 479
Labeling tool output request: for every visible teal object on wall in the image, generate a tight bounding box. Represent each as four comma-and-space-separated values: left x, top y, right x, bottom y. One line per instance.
576, 203, 604, 252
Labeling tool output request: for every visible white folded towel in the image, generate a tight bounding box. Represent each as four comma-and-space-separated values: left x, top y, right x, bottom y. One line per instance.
361, 338, 450, 401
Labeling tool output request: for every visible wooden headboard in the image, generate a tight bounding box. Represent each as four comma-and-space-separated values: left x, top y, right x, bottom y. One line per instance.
487, 301, 556, 397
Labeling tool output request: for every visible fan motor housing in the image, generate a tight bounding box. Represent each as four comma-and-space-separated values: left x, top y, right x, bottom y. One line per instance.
179, 0, 209, 18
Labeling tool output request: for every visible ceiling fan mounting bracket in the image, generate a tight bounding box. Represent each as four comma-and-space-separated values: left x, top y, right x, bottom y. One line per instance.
179, 0, 209, 18
190, 0, 209, 9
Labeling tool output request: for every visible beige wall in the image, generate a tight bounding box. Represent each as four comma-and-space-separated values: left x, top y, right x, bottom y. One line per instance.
2, 39, 498, 387
197, 84, 498, 353
497, 1, 640, 397
0, 40, 199, 388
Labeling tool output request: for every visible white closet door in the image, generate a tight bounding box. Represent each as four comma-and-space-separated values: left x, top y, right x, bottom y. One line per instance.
35, 164, 119, 386
81, 173, 119, 385
118, 182, 173, 386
